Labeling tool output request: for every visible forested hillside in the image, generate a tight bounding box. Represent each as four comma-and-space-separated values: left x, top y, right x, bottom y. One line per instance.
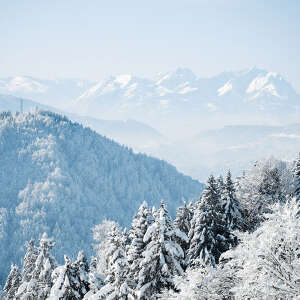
0, 110, 203, 284
2, 155, 299, 299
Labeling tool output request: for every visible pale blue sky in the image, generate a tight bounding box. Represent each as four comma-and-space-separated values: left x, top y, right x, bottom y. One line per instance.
0, 0, 299, 91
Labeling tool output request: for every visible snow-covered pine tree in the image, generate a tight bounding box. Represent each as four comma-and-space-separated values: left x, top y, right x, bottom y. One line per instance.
92, 219, 121, 277
127, 201, 153, 286
21, 238, 39, 282
293, 153, 300, 201
173, 200, 191, 267
221, 171, 243, 230
83, 257, 104, 299
70, 251, 90, 298
48, 255, 80, 299
187, 175, 235, 268
16, 233, 57, 299
3, 265, 21, 299
96, 225, 134, 300
137, 201, 184, 299
32, 233, 57, 298
216, 175, 225, 199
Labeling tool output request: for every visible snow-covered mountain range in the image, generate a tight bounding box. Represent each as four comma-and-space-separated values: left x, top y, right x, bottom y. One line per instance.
0, 111, 203, 283
1, 68, 300, 180
1, 68, 299, 138
71, 67, 300, 137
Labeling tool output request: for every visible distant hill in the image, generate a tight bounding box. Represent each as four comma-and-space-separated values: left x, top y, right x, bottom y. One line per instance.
0, 110, 203, 283
0, 94, 166, 150
0, 76, 94, 108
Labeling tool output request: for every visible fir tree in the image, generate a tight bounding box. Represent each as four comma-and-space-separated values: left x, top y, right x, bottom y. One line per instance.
16, 233, 57, 299
292, 153, 300, 201
3, 265, 21, 299
21, 238, 39, 282
83, 257, 104, 299
187, 175, 235, 268
216, 175, 225, 199
137, 201, 184, 299
48, 256, 76, 299
221, 171, 243, 230
97, 225, 134, 300
70, 251, 90, 299
127, 201, 153, 285
173, 200, 191, 267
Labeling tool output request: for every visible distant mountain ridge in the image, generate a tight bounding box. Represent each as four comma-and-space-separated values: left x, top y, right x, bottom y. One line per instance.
0, 76, 95, 108
70, 67, 300, 136
0, 110, 203, 283
1, 68, 299, 136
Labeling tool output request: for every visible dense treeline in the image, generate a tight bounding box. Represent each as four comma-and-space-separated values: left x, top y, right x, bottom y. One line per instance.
2, 155, 300, 299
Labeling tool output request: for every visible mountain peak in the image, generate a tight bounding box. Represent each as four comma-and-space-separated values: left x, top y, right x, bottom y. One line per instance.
114, 74, 132, 88
155, 67, 197, 88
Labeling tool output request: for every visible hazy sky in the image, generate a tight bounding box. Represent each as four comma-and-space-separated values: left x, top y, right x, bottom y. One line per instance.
1, 0, 299, 92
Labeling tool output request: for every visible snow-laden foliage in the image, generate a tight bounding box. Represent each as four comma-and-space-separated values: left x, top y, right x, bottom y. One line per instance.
0, 110, 203, 283
236, 157, 292, 231
173, 200, 193, 266
3, 265, 21, 299
292, 153, 300, 201
21, 239, 39, 283
83, 257, 104, 299
49, 256, 77, 299
49, 251, 89, 300
159, 265, 234, 300
94, 225, 134, 300
223, 198, 300, 299
220, 171, 243, 231
16, 233, 57, 299
137, 202, 185, 299
187, 176, 235, 268
127, 201, 153, 285
92, 220, 121, 276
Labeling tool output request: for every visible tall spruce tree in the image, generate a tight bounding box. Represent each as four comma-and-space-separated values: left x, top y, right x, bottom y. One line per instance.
173, 200, 191, 267
97, 225, 134, 300
137, 201, 184, 299
16, 233, 57, 299
221, 171, 243, 230
70, 251, 90, 298
83, 257, 104, 299
3, 265, 21, 299
48, 256, 78, 299
216, 175, 225, 199
187, 175, 235, 268
293, 153, 300, 201
127, 201, 153, 285
21, 238, 39, 282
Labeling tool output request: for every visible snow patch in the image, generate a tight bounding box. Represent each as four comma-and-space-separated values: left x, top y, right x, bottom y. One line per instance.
218, 81, 233, 96
114, 74, 132, 88
246, 73, 281, 98
178, 86, 198, 94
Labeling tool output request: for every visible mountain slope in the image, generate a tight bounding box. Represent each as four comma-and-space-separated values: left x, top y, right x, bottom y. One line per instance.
0, 110, 203, 283
0, 93, 166, 150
